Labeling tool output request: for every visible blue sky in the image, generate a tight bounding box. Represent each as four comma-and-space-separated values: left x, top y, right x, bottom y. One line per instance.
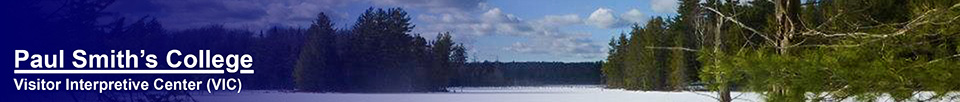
107, 0, 682, 62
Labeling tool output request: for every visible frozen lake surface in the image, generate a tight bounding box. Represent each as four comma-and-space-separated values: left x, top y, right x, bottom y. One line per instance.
192, 85, 762, 102
192, 85, 957, 102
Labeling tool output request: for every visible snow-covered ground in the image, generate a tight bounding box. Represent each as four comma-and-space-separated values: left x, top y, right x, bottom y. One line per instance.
192, 85, 761, 102
191, 85, 957, 102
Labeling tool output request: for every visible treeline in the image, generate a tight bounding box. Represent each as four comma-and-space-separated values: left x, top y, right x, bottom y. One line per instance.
9, 0, 472, 93
604, 0, 960, 101
8, 0, 301, 101
293, 8, 468, 92
603, 14, 701, 91
12, 0, 605, 93
453, 61, 602, 86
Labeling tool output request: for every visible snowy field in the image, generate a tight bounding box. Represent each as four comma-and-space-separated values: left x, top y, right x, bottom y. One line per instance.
192, 85, 761, 102
192, 85, 957, 102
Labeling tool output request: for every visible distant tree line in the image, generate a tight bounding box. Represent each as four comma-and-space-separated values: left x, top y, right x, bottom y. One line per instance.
9, 0, 480, 93
9, 0, 265, 101
453, 61, 602, 86
9, 0, 609, 95
293, 8, 468, 92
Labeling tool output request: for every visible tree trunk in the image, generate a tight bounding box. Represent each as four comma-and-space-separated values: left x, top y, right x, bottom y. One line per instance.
773, 0, 803, 100
719, 88, 732, 102
713, 7, 732, 102
775, 0, 803, 55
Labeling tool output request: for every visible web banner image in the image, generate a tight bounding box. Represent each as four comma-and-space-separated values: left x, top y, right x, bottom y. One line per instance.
5, 0, 960, 102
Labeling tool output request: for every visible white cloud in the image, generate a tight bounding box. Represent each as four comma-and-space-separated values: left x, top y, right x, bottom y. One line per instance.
416, 7, 606, 59
621, 9, 647, 24
110, 0, 360, 30
370, 0, 485, 13
650, 0, 679, 13
110, 0, 608, 60
482, 8, 522, 23
586, 8, 626, 29
535, 14, 582, 26
504, 42, 541, 53
503, 33, 606, 59
368, 0, 610, 59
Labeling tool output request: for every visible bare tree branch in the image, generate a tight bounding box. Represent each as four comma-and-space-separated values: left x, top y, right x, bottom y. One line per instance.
915, 53, 960, 67
802, 3, 960, 39
792, 38, 885, 48
646, 46, 699, 52
685, 91, 722, 101
732, 92, 758, 102
704, 7, 777, 45
813, 12, 844, 30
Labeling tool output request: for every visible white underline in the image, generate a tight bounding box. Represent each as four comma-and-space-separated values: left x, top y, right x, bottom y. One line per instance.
240, 70, 254, 74
13, 70, 255, 74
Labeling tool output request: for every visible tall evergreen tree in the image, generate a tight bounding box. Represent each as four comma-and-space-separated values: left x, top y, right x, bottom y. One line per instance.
295, 13, 337, 92
429, 32, 456, 91
602, 33, 628, 88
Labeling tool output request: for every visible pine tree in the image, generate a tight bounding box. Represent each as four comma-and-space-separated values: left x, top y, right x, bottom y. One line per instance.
646, 17, 669, 90
429, 32, 456, 91
666, 17, 688, 91
450, 43, 468, 87
294, 12, 336, 92
601, 33, 627, 88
